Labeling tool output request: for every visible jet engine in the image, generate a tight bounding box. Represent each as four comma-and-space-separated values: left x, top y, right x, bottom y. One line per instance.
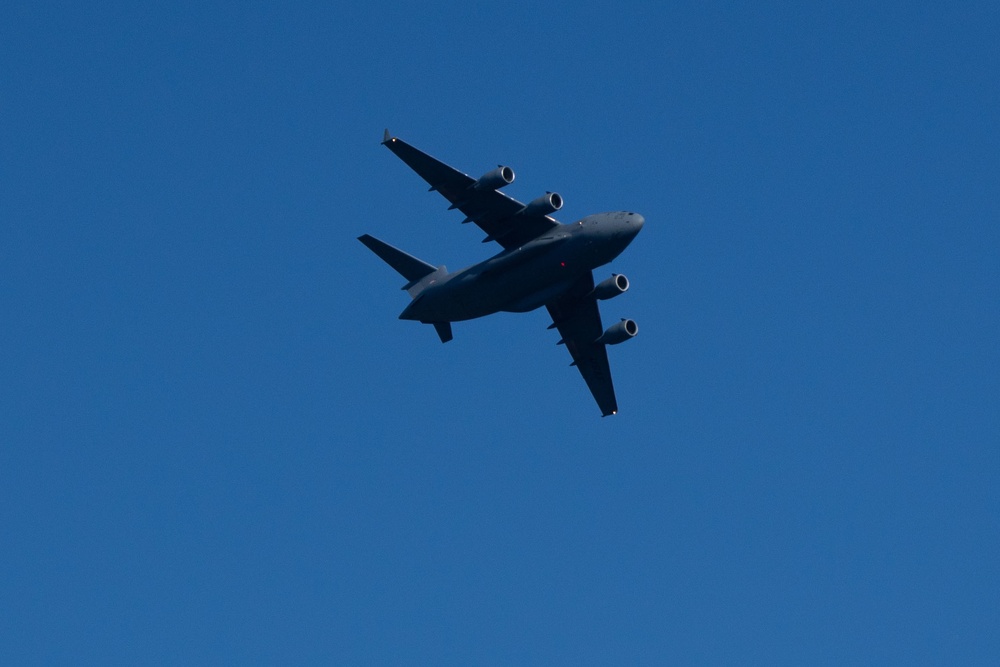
595, 319, 638, 345
592, 273, 629, 300
474, 166, 515, 191
520, 192, 563, 216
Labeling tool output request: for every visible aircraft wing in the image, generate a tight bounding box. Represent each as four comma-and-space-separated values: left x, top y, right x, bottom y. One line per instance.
382, 132, 559, 250
546, 272, 619, 416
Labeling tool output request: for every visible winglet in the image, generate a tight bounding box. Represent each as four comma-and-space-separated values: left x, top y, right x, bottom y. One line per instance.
382, 128, 392, 144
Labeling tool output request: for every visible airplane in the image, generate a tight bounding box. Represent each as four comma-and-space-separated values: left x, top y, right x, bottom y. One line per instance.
359, 131, 644, 416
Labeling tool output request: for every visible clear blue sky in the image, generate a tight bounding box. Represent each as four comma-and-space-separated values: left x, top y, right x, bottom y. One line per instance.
3, 1, 998, 663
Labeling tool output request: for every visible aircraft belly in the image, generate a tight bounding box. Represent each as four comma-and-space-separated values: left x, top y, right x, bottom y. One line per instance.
410, 263, 575, 321
481, 240, 585, 313
492, 261, 581, 313
400, 235, 590, 322
403, 279, 503, 322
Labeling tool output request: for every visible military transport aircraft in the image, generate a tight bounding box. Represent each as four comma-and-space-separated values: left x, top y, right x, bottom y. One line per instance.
360, 131, 644, 416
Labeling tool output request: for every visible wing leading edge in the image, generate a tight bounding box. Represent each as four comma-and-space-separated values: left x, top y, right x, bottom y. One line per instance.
382, 132, 559, 250
546, 272, 619, 416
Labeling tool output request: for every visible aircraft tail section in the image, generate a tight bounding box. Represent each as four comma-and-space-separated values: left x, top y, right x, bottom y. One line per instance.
358, 234, 435, 283
359, 234, 453, 343
432, 322, 453, 343
358, 233, 448, 293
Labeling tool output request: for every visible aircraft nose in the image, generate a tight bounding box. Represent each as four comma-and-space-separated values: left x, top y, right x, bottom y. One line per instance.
628, 212, 645, 235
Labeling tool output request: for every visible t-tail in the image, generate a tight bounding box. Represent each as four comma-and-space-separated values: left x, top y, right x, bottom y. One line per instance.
357, 234, 453, 343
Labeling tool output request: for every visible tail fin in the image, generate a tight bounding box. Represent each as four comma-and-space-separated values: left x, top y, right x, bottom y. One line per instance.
432, 322, 453, 343
358, 234, 436, 285
359, 234, 453, 343
358, 234, 448, 294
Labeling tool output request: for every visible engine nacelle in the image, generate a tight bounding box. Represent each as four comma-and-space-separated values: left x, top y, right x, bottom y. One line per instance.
595, 319, 638, 345
474, 165, 515, 191
592, 273, 629, 300
520, 192, 563, 217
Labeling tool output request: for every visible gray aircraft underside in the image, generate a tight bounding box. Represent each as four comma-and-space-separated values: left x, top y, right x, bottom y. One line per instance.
360, 131, 644, 416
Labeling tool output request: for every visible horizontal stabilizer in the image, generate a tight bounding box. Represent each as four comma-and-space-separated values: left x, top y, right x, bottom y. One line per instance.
432, 322, 453, 343
358, 234, 437, 283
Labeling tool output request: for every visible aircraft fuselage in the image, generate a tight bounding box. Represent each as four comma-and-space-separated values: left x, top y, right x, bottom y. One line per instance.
400, 211, 644, 323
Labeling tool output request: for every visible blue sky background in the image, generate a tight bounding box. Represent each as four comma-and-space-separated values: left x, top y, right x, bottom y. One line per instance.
2, 1, 998, 663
